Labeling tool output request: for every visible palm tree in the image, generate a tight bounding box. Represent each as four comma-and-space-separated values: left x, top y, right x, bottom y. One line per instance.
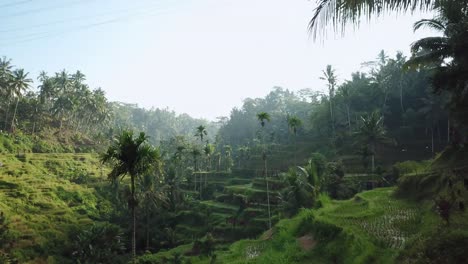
256, 112, 271, 127
138, 173, 166, 251
355, 111, 389, 172
308, 0, 438, 38
405, 0, 468, 136
195, 125, 207, 142
419, 93, 447, 156
287, 115, 302, 165
9, 69, 32, 131
203, 143, 215, 186
0, 57, 13, 131
320, 65, 337, 136
279, 168, 315, 217
101, 131, 162, 263
339, 83, 353, 131
256, 112, 272, 229
298, 159, 321, 192
191, 147, 202, 194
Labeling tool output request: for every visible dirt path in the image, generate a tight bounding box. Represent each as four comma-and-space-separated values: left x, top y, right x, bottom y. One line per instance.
297, 235, 317, 250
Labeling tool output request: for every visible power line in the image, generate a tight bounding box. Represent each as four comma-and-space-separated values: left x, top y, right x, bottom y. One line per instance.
2, 0, 98, 19
0, 6, 176, 46
0, 2, 166, 33
0, 0, 32, 9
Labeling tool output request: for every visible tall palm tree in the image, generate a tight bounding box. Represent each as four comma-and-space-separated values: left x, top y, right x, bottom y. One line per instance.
101, 131, 162, 263
355, 111, 389, 172
419, 93, 447, 156
339, 83, 353, 131
0, 57, 13, 131
320, 65, 337, 136
9, 69, 32, 131
191, 147, 202, 194
256, 112, 272, 229
405, 0, 468, 136
287, 115, 302, 165
203, 143, 215, 186
138, 173, 166, 251
256, 112, 271, 127
195, 125, 207, 142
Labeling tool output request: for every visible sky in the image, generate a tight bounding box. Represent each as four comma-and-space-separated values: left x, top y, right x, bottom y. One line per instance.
1, 0, 435, 120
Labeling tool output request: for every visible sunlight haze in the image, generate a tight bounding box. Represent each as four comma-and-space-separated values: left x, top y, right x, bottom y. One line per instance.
2, 0, 433, 120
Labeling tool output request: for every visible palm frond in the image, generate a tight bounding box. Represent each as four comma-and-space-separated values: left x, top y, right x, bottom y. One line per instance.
414, 18, 446, 31
309, 0, 436, 38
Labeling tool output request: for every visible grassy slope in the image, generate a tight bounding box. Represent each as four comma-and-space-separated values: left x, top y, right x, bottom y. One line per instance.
140, 188, 443, 264
0, 152, 108, 263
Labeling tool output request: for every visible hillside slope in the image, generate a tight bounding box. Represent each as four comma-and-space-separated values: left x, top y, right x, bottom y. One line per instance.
138, 188, 450, 263
0, 153, 110, 263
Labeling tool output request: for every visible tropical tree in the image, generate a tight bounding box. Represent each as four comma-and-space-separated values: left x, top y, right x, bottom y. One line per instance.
287, 115, 302, 165
308, 0, 437, 37
101, 130, 162, 262
320, 65, 337, 136
195, 125, 207, 142
355, 111, 389, 172
191, 147, 202, 194
279, 168, 315, 217
0, 57, 13, 131
256, 112, 271, 127
256, 112, 272, 229
71, 223, 125, 264
9, 69, 32, 131
405, 0, 468, 139
138, 173, 166, 250
337, 83, 353, 131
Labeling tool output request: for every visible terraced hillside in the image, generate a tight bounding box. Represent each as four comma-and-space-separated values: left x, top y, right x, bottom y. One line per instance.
0, 153, 108, 263
138, 188, 442, 263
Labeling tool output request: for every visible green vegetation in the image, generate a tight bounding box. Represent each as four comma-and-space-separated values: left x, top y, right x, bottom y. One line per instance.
1, 0, 468, 262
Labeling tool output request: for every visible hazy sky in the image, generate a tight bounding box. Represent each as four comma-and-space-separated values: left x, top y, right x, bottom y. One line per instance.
1, 0, 435, 120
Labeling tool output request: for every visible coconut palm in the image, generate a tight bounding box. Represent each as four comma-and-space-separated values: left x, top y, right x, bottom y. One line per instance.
195, 125, 207, 142
138, 173, 167, 250
191, 147, 202, 194
355, 111, 389, 172
309, 0, 438, 37
203, 143, 215, 186
256, 112, 272, 229
405, 0, 468, 135
9, 69, 32, 131
320, 65, 337, 136
279, 168, 315, 217
0, 57, 13, 130
101, 130, 162, 263
256, 112, 271, 127
287, 115, 302, 165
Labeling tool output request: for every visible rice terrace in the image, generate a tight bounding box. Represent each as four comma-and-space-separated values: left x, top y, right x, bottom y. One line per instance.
1, 0, 468, 263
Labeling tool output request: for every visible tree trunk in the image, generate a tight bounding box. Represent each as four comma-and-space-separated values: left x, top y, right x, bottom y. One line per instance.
347, 105, 351, 132
131, 176, 136, 263
3, 98, 10, 131
400, 76, 404, 113
371, 155, 375, 173
431, 127, 434, 157
199, 173, 203, 199
294, 134, 297, 166
146, 209, 150, 251
10, 97, 19, 132
264, 154, 272, 229
447, 118, 450, 143
329, 98, 334, 136
382, 89, 389, 126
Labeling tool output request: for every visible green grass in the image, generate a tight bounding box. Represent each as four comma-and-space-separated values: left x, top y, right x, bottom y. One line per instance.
0, 152, 108, 263
145, 188, 443, 264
